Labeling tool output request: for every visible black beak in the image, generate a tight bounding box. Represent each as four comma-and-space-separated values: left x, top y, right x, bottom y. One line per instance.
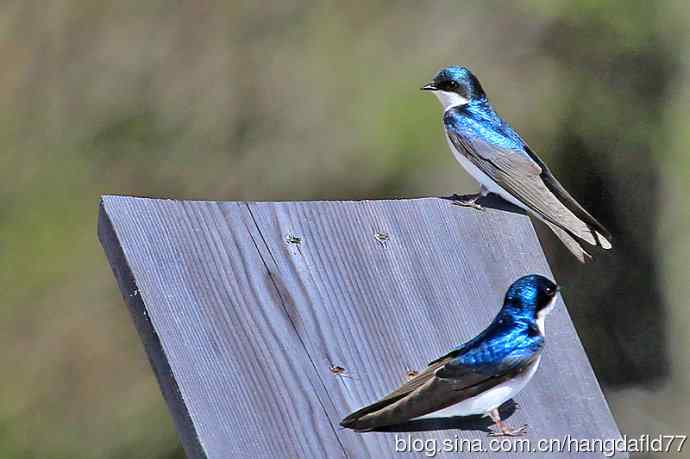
420, 83, 437, 91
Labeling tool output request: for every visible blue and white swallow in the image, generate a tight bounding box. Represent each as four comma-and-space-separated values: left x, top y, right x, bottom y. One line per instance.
341, 275, 559, 436
422, 66, 612, 262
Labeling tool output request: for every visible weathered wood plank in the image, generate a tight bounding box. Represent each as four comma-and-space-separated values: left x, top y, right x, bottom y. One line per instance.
99, 198, 347, 459
99, 195, 624, 458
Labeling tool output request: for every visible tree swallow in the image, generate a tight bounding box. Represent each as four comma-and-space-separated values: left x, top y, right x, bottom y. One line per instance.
422, 66, 612, 263
341, 275, 559, 436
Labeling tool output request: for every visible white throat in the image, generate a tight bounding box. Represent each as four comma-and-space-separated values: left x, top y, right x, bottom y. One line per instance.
535, 295, 557, 335
433, 90, 468, 111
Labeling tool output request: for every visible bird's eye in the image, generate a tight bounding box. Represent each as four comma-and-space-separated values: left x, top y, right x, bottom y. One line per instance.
447, 81, 458, 90
545, 287, 554, 296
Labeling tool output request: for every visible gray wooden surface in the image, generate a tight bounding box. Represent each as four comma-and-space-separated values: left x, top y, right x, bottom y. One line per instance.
98, 195, 625, 458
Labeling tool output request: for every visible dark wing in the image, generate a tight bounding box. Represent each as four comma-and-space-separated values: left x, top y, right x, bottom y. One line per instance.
526, 146, 613, 245
447, 131, 612, 250
340, 357, 451, 430
542, 219, 593, 263
340, 338, 543, 431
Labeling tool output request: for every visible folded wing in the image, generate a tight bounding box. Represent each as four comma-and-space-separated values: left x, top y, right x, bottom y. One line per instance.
447, 131, 612, 251
340, 339, 542, 431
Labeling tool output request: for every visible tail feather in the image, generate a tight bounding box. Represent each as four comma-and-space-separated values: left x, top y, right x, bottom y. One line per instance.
544, 221, 592, 263
341, 359, 449, 430
525, 145, 613, 249
594, 230, 612, 250
340, 393, 407, 430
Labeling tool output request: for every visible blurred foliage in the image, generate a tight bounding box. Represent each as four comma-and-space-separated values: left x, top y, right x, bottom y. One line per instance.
0, 1, 688, 457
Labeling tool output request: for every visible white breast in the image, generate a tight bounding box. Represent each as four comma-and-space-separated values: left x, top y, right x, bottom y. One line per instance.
411, 355, 542, 419
434, 90, 469, 110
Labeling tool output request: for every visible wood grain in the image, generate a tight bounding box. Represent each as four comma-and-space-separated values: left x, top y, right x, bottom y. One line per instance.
99, 195, 625, 458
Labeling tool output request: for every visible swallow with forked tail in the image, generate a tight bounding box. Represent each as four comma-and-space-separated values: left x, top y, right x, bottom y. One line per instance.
422, 66, 612, 262
341, 275, 559, 436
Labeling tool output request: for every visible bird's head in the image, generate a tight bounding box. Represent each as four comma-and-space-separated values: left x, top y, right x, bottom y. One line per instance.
421, 66, 486, 109
502, 275, 559, 331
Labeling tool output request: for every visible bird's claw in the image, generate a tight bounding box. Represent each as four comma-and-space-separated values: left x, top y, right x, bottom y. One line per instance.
451, 199, 484, 211
488, 424, 528, 437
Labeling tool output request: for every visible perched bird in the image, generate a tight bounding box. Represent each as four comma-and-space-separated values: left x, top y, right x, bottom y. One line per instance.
422, 66, 612, 262
341, 275, 559, 436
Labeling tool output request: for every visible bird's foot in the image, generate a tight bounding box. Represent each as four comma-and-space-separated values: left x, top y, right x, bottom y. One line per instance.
450, 194, 484, 211
488, 424, 528, 437
405, 369, 419, 380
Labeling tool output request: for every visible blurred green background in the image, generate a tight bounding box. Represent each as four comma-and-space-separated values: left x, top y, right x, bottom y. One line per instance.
1, 1, 689, 457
